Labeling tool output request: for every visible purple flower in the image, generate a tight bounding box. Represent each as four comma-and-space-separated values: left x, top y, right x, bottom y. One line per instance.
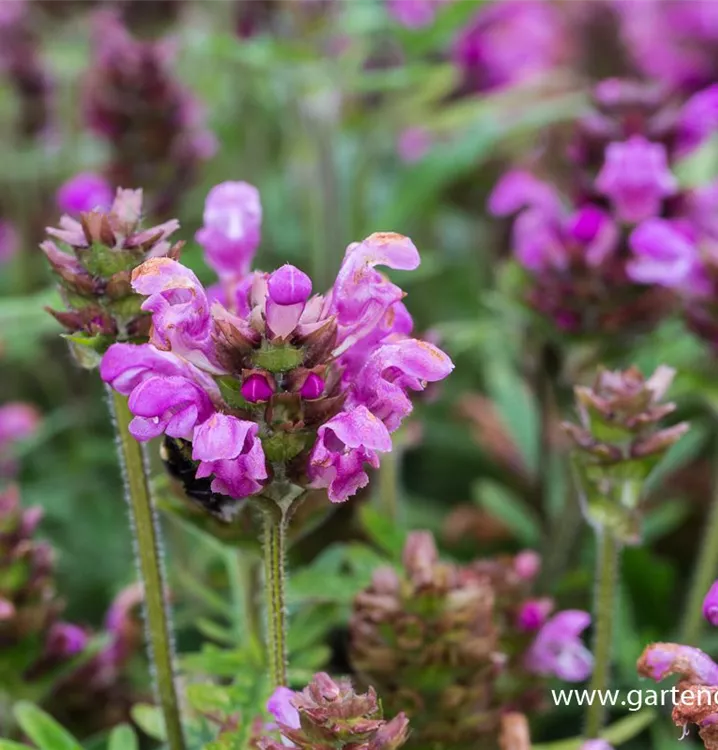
127, 375, 214, 441
638, 642, 718, 685
266, 264, 312, 340
581, 742, 613, 750
397, 127, 432, 163
0, 220, 18, 264
57, 173, 113, 215
677, 85, 718, 156
196, 181, 262, 279
595, 136, 677, 224
309, 407, 392, 502
525, 610, 593, 682
267, 686, 300, 729
45, 622, 88, 658
516, 598, 552, 632
704, 581, 718, 627
386, 0, 440, 28
627, 218, 699, 289
452, 1, 566, 93
192, 414, 267, 499
488, 169, 562, 217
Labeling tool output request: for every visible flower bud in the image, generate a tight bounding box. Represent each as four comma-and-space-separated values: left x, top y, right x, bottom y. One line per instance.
704, 581, 718, 627
241, 373, 274, 403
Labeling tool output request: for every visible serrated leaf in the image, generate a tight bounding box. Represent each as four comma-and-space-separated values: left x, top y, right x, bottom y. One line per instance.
107, 725, 138, 750
472, 480, 542, 546
130, 704, 166, 742
13, 702, 82, 750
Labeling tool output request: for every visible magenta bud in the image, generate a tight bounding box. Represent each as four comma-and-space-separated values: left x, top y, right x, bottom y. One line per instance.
268, 264, 312, 306
241, 373, 274, 403
516, 598, 553, 632
300, 373, 324, 400
514, 550, 541, 580
704, 580, 718, 626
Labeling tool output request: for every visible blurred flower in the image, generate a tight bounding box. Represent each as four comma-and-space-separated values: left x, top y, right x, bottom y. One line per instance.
196, 181, 262, 280
82, 11, 215, 217
452, 0, 568, 93
396, 127, 432, 163
524, 611, 593, 681
581, 742, 613, 750
57, 173, 114, 216
0, 221, 18, 265
350, 531, 589, 748
260, 673, 409, 750
386, 0, 442, 29
101, 182, 453, 512
42, 188, 183, 365
704, 581, 718, 627
0, 401, 40, 477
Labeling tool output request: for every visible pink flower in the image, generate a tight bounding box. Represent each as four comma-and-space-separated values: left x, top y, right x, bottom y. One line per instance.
488, 169, 562, 217
56, 173, 113, 215
0, 402, 40, 446
525, 610, 593, 682
0, 220, 18, 264
595, 136, 677, 224
196, 181, 262, 279
704, 581, 718, 627
639, 643, 718, 685
627, 218, 699, 289
516, 598, 553, 632
267, 686, 300, 729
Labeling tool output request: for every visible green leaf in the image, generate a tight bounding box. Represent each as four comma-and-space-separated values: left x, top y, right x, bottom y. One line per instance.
359, 505, 405, 559
13, 702, 83, 750
187, 683, 234, 715
472, 480, 542, 546
0, 742, 34, 750
107, 725, 138, 750
130, 704, 167, 742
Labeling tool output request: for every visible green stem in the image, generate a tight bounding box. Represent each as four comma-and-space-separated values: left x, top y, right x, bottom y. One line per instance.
681, 440, 718, 644
585, 527, 620, 738
263, 509, 287, 688
109, 390, 186, 750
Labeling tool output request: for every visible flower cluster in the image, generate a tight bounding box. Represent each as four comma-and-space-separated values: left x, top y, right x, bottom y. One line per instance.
489, 78, 718, 338
349, 532, 591, 749
0, 0, 53, 142
0, 401, 40, 478
261, 673, 410, 750
563, 365, 688, 542
82, 11, 215, 218
42, 187, 183, 361
0, 485, 141, 734
100, 181, 453, 511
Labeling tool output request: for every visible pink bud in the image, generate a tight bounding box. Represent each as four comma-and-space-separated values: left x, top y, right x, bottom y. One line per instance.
514, 550, 541, 580
268, 264, 312, 306
704, 580, 718, 626
241, 374, 274, 403
300, 373, 324, 400
516, 598, 553, 632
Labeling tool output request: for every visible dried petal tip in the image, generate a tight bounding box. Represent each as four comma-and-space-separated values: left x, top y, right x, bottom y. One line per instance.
268, 264, 312, 305
705, 581, 718, 627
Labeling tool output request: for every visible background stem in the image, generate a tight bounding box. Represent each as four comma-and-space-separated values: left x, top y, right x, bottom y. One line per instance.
377, 446, 400, 521
585, 527, 620, 738
109, 390, 186, 750
681, 438, 718, 644
263, 510, 287, 687
227, 549, 262, 649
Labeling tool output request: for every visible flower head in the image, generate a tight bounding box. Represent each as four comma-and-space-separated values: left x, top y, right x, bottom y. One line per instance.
101, 186, 453, 510
262, 674, 409, 750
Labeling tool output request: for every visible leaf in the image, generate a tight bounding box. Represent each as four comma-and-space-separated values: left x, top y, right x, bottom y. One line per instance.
359, 505, 405, 558
107, 725, 138, 750
472, 480, 542, 546
129, 704, 166, 742
0, 743, 34, 750
187, 683, 234, 715
13, 702, 83, 750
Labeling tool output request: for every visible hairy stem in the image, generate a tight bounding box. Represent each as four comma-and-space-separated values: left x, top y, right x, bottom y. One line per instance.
682, 441, 718, 644
109, 390, 186, 750
585, 527, 620, 738
263, 509, 287, 688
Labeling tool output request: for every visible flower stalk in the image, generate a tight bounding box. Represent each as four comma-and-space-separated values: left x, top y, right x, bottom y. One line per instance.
585, 527, 620, 738
109, 389, 186, 750
682, 438, 718, 645
262, 506, 287, 688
